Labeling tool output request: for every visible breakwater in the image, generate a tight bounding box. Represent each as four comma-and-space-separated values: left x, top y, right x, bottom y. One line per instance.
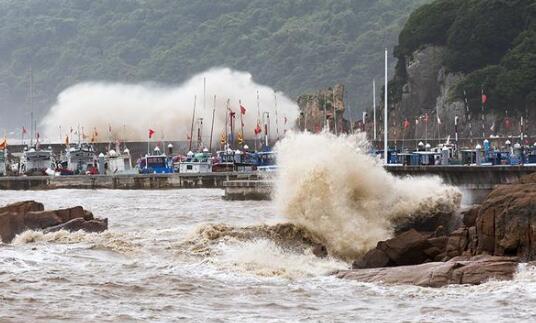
0, 172, 257, 190
223, 166, 536, 201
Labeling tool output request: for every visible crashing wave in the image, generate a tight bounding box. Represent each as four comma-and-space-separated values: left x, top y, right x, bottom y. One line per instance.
274, 131, 462, 260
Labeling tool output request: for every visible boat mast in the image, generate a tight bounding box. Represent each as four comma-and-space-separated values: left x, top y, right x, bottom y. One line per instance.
28, 66, 34, 147
332, 88, 337, 135
263, 112, 270, 148
274, 92, 279, 140
209, 95, 216, 152
256, 91, 260, 150
197, 117, 203, 150
189, 96, 196, 152
224, 99, 229, 150
239, 99, 244, 148
384, 48, 388, 165
373, 79, 377, 141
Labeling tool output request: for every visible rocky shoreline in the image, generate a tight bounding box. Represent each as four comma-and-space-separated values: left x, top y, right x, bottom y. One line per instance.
0, 201, 108, 243
339, 173, 536, 286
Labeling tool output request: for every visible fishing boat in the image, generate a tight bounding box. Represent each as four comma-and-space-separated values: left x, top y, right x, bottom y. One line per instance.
212, 148, 236, 172
65, 143, 98, 175
178, 149, 212, 173
256, 150, 277, 172
20, 146, 54, 175
234, 145, 258, 172
105, 147, 136, 175
139, 147, 173, 174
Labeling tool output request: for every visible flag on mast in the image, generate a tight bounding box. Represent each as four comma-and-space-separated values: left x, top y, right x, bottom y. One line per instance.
148, 129, 155, 138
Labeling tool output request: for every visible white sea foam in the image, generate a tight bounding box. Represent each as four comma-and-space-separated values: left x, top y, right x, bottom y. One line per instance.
12, 229, 140, 254
274, 131, 462, 259
40, 68, 299, 144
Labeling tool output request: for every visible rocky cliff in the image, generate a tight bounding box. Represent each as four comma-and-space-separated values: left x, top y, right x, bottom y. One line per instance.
376, 0, 536, 146
297, 84, 349, 134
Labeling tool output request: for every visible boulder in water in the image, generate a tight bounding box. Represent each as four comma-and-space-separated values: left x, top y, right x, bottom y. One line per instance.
340, 256, 518, 287
0, 201, 108, 242
353, 229, 432, 269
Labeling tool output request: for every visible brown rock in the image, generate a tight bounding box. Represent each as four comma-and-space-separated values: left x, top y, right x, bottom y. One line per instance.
0, 201, 106, 243
355, 229, 432, 268
378, 229, 431, 266
474, 183, 536, 260
337, 256, 518, 287
462, 207, 479, 227
44, 218, 108, 233
445, 228, 469, 259
424, 236, 449, 261
353, 249, 391, 269
392, 211, 455, 235
0, 201, 44, 214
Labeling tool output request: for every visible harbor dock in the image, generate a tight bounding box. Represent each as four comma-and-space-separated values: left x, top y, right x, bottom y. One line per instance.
0, 172, 258, 190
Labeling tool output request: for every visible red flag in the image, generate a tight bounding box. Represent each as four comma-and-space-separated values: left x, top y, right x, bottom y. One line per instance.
403, 119, 410, 129
254, 122, 262, 135
481, 89, 487, 105
148, 129, 155, 138
240, 105, 246, 115
230, 111, 236, 118
22, 127, 27, 134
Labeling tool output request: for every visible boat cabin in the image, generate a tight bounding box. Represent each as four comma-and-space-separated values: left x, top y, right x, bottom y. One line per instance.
178, 150, 212, 173
66, 144, 97, 174
140, 147, 173, 174
257, 151, 277, 172
21, 148, 54, 175
212, 149, 235, 172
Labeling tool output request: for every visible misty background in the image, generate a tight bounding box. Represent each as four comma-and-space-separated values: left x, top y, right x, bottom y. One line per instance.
0, 0, 431, 138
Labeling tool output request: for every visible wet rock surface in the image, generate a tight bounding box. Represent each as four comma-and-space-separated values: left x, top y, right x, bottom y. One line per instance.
340, 256, 518, 287
347, 173, 536, 286
0, 200, 108, 242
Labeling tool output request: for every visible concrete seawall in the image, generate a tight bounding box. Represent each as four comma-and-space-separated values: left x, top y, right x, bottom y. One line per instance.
0, 172, 257, 190
223, 166, 536, 201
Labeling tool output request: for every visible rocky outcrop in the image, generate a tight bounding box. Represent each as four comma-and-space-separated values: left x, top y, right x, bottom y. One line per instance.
297, 84, 348, 133
347, 173, 536, 286
355, 173, 536, 271
0, 201, 107, 242
339, 256, 518, 287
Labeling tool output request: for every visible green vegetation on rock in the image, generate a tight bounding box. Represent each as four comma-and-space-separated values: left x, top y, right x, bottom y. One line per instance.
392, 0, 536, 114
0, 0, 431, 127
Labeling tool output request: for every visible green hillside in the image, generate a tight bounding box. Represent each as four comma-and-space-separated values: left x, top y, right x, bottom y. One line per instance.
392, 0, 536, 113
0, 0, 430, 127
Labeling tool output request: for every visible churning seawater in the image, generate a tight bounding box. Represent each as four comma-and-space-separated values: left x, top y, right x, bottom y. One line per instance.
1, 189, 536, 322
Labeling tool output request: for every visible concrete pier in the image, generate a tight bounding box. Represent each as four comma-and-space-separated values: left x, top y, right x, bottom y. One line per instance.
0, 172, 257, 190
222, 179, 273, 200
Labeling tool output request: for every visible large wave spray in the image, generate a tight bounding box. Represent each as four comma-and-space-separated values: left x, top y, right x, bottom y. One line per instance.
41, 68, 299, 143
274, 131, 462, 259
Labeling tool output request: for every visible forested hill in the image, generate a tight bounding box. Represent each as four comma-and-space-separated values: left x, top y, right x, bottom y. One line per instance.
392, 0, 536, 113
0, 0, 430, 127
